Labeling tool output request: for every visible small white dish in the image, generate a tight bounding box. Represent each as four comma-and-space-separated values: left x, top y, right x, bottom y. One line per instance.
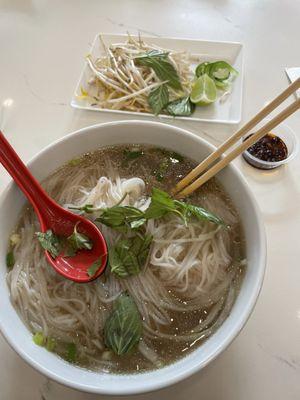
71, 34, 244, 124
243, 119, 299, 169
0, 121, 265, 395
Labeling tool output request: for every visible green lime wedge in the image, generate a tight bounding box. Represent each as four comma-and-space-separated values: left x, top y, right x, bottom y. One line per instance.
190, 74, 217, 106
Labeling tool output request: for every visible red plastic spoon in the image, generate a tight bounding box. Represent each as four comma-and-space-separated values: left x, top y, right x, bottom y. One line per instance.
0, 131, 107, 282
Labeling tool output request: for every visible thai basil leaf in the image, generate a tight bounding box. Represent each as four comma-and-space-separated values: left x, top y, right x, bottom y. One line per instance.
87, 256, 103, 277
174, 201, 224, 226
145, 188, 223, 225
165, 97, 195, 116
109, 234, 152, 278
104, 293, 142, 355
67, 224, 93, 252
135, 52, 182, 90
36, 230, 62, 258
144, 188, 180, 219
136, 234, 152, 266
148, 84, 169, 115
96, 206, 146, 231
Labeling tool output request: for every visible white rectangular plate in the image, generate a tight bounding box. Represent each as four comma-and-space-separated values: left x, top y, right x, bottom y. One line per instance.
71, 34, 244, 124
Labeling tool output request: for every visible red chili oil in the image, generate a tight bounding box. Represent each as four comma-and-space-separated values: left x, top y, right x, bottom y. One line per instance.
243, 133, 288, 169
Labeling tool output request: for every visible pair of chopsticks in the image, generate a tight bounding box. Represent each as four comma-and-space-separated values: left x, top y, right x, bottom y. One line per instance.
172, 78, 300, 198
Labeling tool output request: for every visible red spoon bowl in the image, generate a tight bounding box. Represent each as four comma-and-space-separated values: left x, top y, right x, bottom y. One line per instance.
0, 130, 107, 282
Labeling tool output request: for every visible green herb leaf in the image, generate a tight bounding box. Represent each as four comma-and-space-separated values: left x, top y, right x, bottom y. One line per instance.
66, 343, 76, 362
46, 337, 56, 352
67, 223, 93, 252
144, 188, 178, 219
104, 293, 142, 355
136, 234, 152, 266
33, 332, 56, 352
135, 52, 182, 90
174, 201, 224, 225
33, 332, 45, 346
109, 241, 139, 278
87, 256, 103, 277
9, 233, 21, 247
165, 97, 195, 116
36, 230, 62, 258
109, 234, 152, 279
145, 188, 223, 225
6, 251, 15, 269
68, 158, 81, 167
148, 84, 169, 115
96, 206, 146, 231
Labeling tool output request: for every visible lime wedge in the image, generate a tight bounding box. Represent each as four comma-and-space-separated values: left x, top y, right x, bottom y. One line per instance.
190, 74, 217, 106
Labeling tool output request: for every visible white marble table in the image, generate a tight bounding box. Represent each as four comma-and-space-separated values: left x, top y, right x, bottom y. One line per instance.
0, 1, 299, 399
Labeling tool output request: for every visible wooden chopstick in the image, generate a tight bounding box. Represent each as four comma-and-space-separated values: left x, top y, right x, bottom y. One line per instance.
172, 77, 300, 195
176, 98, 300, 199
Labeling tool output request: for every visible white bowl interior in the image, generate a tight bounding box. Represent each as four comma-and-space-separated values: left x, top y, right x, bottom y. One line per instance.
0, 121, 266, 395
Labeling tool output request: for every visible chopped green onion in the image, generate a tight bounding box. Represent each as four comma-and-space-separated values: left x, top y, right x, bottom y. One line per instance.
9, 233, 21, 247
33, 332, 45, 346
6, 251, 15, 269
68, 158, 82, 167
46, 337, 56, 352
66, 343, 76, 362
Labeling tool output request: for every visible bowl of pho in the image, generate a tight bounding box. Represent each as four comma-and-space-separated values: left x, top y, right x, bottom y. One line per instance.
0, 120, 266, 394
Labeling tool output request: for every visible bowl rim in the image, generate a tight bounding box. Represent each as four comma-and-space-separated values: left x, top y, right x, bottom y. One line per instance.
0, 120, 266, 395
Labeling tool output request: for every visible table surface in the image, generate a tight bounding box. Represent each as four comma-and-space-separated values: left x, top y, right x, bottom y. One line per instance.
0, 1, 299, 399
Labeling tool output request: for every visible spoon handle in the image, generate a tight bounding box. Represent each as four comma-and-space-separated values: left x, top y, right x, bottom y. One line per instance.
0, 131, 49, 227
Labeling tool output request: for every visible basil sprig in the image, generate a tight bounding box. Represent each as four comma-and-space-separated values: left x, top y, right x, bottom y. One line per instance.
36, 230, 62, 258
96, 188, 223, 231
145, 188, 224, 225
104, 293, 142, 355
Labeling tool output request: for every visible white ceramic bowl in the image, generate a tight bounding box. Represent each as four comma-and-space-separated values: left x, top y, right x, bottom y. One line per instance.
0, 121, 266, 395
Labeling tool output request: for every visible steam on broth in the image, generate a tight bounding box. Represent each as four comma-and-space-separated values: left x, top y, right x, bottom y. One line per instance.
6, 145, 246, 373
